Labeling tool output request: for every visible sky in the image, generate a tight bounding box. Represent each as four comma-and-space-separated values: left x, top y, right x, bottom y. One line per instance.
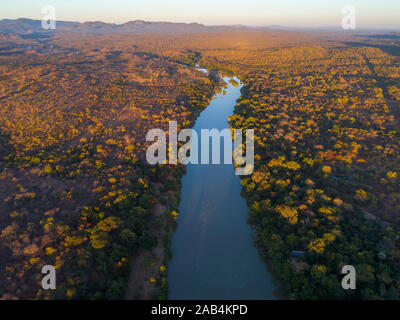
0, 0, 399, 29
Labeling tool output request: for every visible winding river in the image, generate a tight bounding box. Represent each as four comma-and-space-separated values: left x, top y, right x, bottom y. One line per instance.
168, 67, 278, 299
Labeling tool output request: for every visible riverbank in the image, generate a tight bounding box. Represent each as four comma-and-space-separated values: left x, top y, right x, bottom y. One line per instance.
124, 64, 219, 299
125, 178, 181, 299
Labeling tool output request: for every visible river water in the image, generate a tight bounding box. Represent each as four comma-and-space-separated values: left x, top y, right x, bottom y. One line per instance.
168, 68, 277, 299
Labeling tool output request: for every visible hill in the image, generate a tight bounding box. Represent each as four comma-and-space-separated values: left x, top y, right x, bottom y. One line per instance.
0, 18, 248, 36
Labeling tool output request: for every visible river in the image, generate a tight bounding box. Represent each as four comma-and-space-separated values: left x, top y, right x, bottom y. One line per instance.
167, 67, 278, 299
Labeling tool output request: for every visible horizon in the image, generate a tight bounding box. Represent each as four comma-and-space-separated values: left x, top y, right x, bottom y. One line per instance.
1, 0, 400, 29
1, 17, 400, 32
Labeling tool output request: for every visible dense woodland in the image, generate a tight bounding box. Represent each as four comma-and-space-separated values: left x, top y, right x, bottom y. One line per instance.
198, 34, 400, 299
0, 33, 218, 299
0, 30, 399, 299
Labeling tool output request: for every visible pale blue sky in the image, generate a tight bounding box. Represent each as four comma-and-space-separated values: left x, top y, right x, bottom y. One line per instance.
1, 0, 399, 28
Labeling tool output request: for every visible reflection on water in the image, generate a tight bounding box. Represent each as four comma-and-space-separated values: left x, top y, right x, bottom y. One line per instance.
168, 73, 277, 300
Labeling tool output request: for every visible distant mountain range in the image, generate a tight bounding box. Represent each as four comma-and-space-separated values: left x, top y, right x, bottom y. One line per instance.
1, 18, 398, 38
0, 18, 249, 36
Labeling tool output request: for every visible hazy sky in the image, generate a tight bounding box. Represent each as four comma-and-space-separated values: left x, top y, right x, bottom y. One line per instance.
1, 0, 399, 29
